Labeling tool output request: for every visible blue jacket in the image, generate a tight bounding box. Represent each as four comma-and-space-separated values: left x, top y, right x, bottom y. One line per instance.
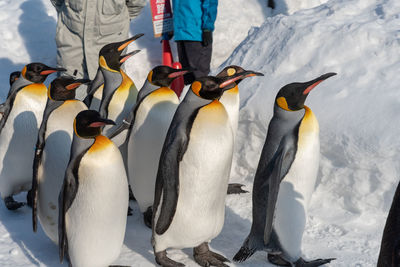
172, 0, 218, 41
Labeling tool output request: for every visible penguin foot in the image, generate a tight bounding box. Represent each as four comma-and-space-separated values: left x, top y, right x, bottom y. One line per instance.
233, 245, 255, 263
227, 183, 248, 194
194, 242, 230, 267
4, 196, 25, 210
127, 206, 133, 216
155, 250, 185, 267
295, 257, 335, 267
268, 253, 291, 266
143, 206, 153, 229
26, 189, 33, 208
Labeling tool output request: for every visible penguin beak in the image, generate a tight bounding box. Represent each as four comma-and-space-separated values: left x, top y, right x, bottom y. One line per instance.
117, 33, 144, 51
89, 118, 116, 128
119, 50, 141, 64
219, 71, 255, 89
243, 70, 264, 78
303, 72, 337, 95
65, 79, 91, 90
40, 67, 66, 76
168, 69, 189, 79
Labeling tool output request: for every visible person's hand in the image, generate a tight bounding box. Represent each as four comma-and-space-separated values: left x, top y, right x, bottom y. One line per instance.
202, 30, 212, 47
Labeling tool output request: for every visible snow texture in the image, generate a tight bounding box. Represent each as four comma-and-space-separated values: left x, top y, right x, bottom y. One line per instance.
0, 0, 399, 266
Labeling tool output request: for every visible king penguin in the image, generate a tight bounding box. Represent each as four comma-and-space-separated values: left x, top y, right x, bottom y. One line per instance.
83, 33, 143, 114
59, 110, 128, 267
233, 73, 337, 266
0, 63, 65, 210
121, 65, 187, 228
378, 180, 400, 266
216, 65, 264, 194
31, 76, 89, 243
152, 73, 251, 267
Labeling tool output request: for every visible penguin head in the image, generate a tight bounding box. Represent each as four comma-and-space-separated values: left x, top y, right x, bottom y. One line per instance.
191, 73, 251, 100
48, 76, 91, 101
275, 72, 337, 111
99, 34, 143, 72
147, 66, 189, 87
74, 110, 115, 139
21, 63, 66, 83
216, 65, 264, 89
9, 71, 21, 86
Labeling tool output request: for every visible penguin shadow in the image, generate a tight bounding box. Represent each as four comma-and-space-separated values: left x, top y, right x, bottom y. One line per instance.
18, 0, 57, 64
123, 201, 156, 264
0, 59, 25, 101
0, 112, 66, 266
256, 0, 277, 18
0, 198, 65, 266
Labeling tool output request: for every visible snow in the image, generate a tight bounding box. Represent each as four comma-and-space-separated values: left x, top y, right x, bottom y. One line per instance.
0, 0, 399, 266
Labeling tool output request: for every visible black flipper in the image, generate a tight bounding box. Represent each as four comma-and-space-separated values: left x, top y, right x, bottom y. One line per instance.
264, 135, 296, 244
233, 135, 296, 263
153, 90, 208, 235
32, 99, 63, 232
83, 69, 103, 107
58, 136, 92, 263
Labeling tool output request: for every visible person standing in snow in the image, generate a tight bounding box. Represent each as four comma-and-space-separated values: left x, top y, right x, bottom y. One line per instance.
50, 0, 146, 97
172, 0, 218, 85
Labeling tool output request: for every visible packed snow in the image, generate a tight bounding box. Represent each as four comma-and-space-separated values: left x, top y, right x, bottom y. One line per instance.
0, 0, 399, 266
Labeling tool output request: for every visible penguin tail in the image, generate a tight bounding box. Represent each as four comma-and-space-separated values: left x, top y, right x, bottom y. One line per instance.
233, 237, 257, 263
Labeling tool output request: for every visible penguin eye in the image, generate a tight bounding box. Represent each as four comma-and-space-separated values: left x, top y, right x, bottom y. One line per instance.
191, 81, 202, 97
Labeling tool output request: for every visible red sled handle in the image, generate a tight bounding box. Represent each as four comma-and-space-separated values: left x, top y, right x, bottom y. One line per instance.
162, 40, 185, 97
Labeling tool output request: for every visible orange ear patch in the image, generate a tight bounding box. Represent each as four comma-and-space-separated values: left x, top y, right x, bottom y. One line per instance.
276, 97, 291, 111
191, 81, 202, 96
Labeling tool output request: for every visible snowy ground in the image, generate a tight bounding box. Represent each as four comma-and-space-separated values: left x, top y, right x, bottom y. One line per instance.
1, 0, 400, 266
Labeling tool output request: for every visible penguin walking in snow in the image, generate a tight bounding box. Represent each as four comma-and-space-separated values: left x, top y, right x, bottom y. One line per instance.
216, 65, 264, 194
378, 180, 400, 266
59, 110, 128, 267
233, 73, 336, 266
152, 73, 251, 267
108, 65, 188, 228
0, 63, 65, 210
31, 76, 89, 243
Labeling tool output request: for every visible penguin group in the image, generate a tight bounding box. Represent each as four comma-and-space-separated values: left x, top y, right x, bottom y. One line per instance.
0, 34, 356, 267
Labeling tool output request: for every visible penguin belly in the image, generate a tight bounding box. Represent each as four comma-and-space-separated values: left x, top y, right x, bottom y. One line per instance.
0, 85, 47, 198
104, 77, 138, 147
38, 101, 86, 243
219, 87, 239, 142
154, 101, 233, 252
89, 84, 104, 111
66, 137, 128, 267
273, 107, 320, 260
128, 89, 178, 212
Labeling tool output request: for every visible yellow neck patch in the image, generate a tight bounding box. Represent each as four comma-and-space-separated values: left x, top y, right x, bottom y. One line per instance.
21, 66, 27, 79
89, 135, 113, 153
23, 83, 47, 97
99, 56, 118, 73
118, 69, 134, 92
276, 97, 291, 111
147, 71, 153, 84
